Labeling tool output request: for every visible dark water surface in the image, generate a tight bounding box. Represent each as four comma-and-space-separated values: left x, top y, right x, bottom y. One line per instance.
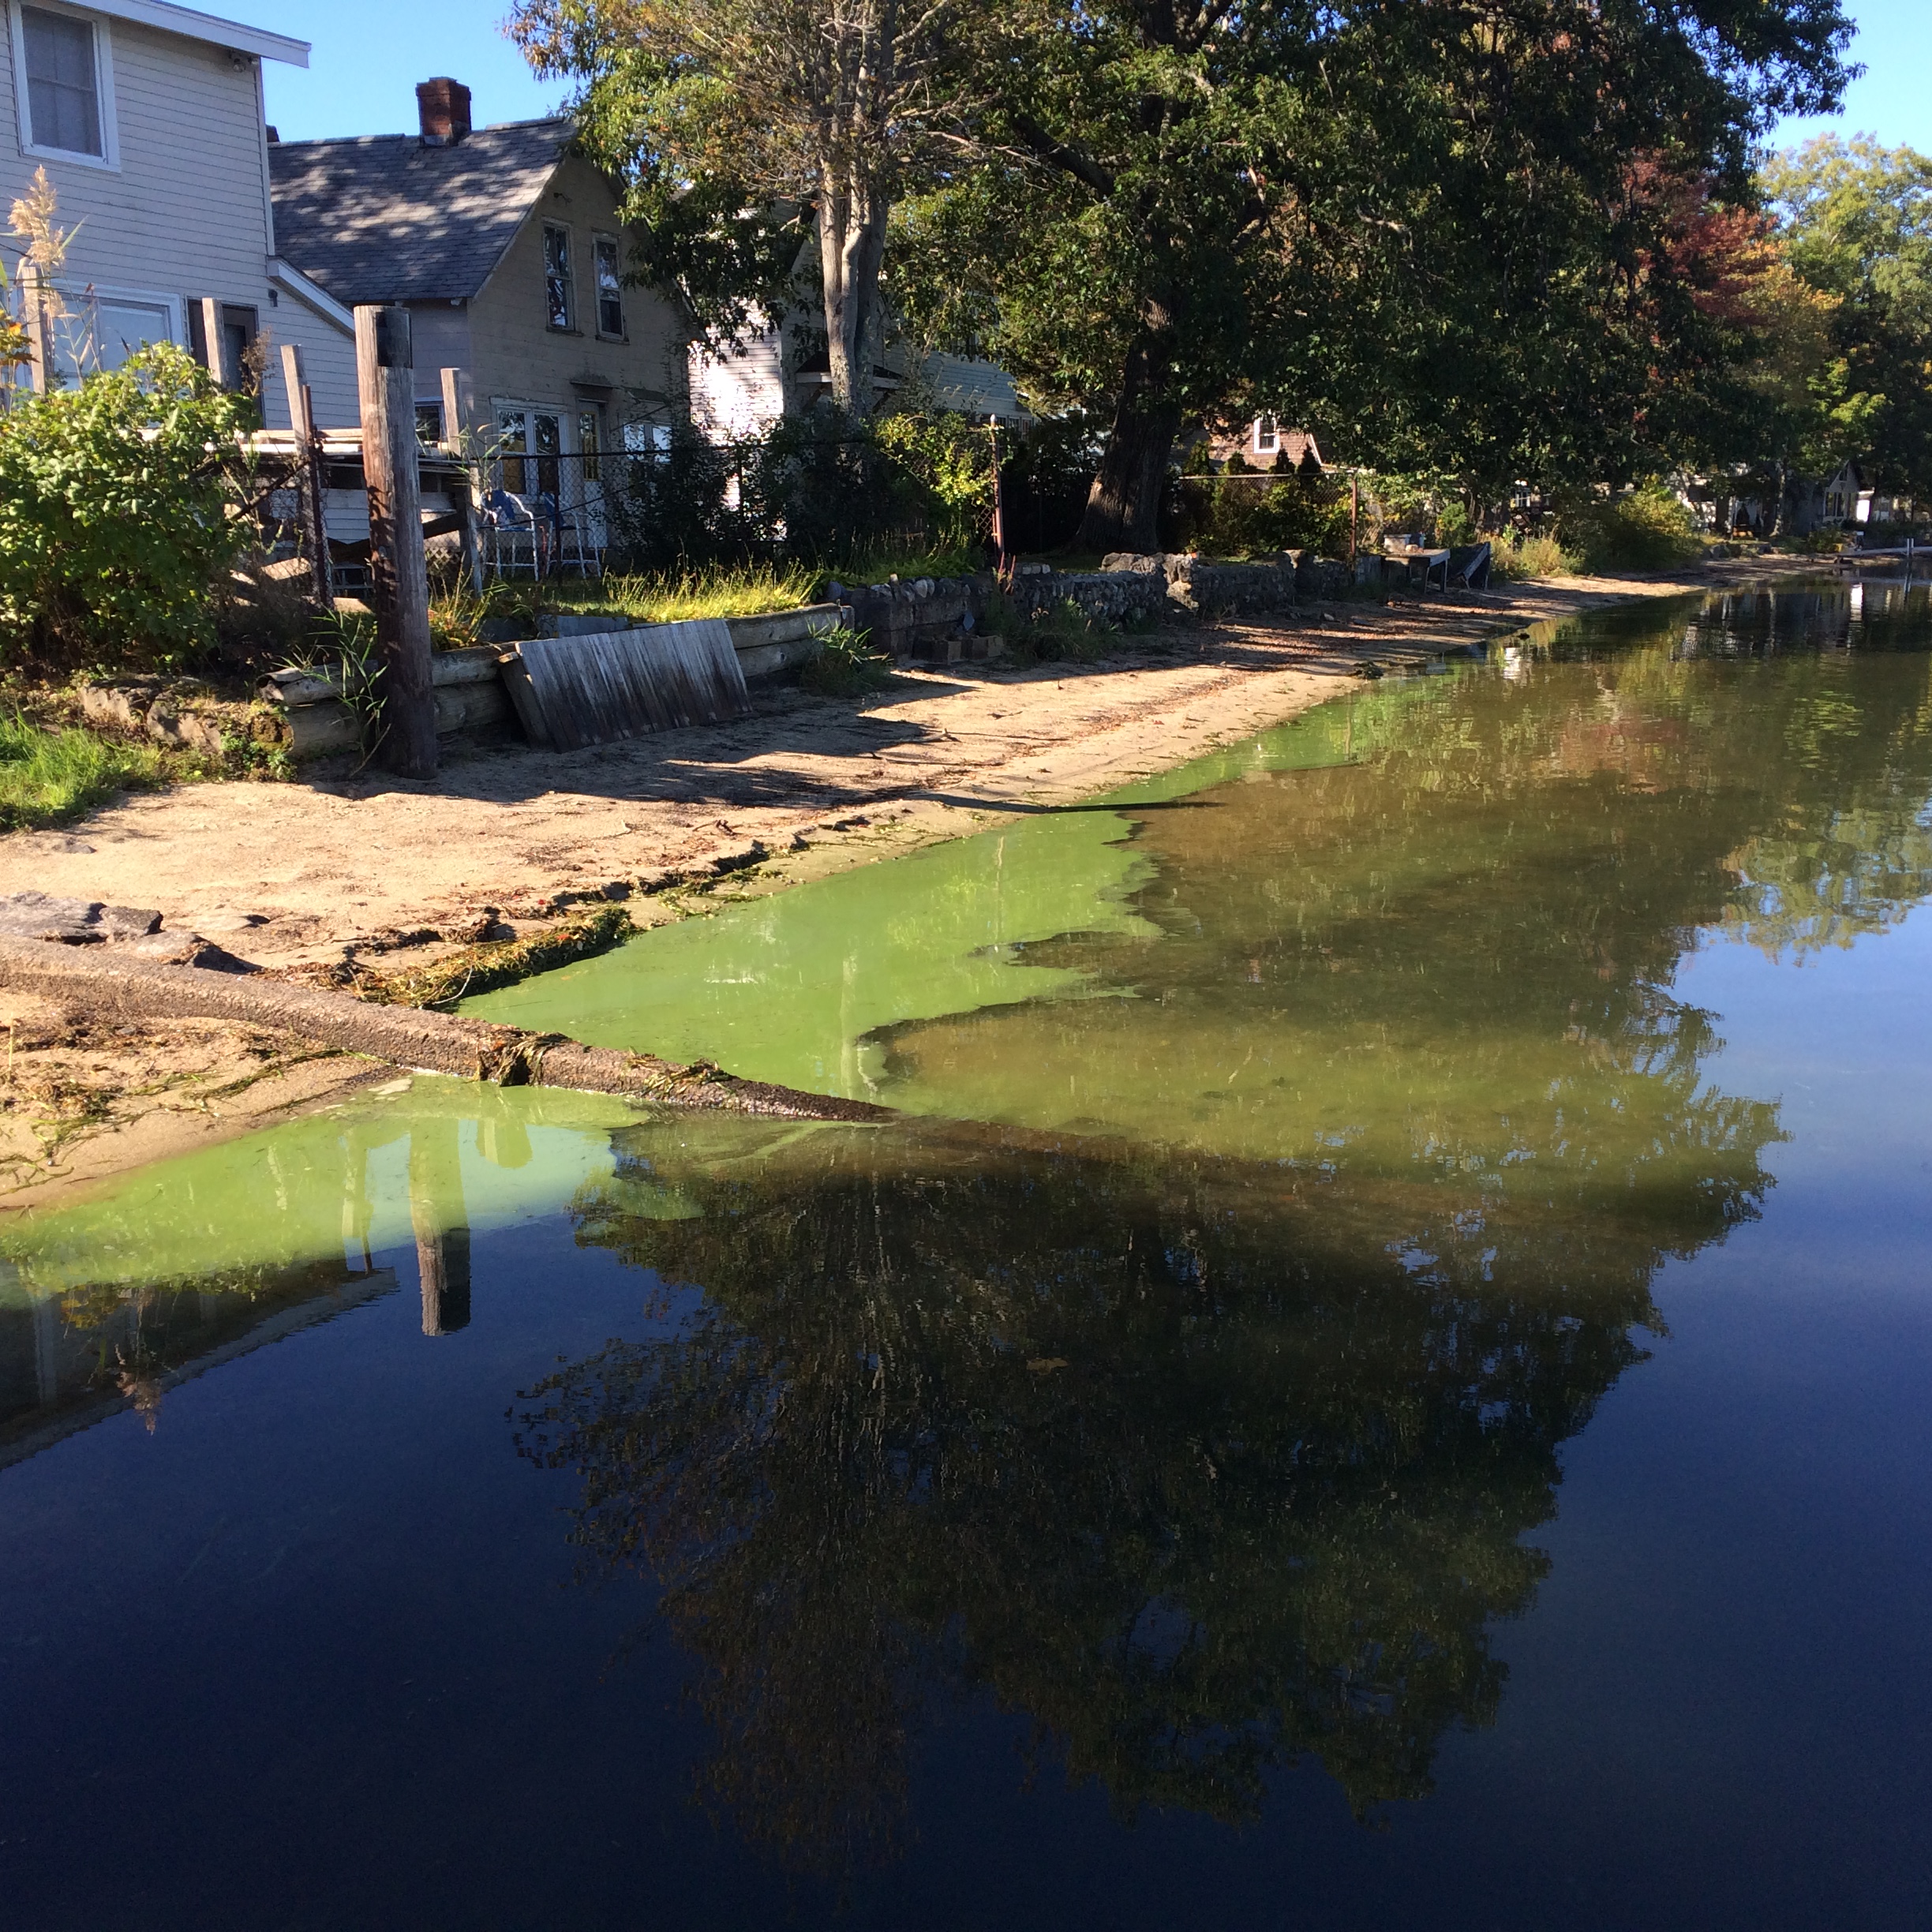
4, 582, 1931, 1929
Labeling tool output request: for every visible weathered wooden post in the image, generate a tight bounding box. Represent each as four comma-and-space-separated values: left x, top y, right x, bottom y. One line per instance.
280, 343, 333, 606
440, 365, 485, 596
17, 263, 53, 394
355, 303, 437, 778
199, 297, 239, 389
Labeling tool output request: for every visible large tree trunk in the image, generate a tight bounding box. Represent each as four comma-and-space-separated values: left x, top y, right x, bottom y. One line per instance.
818, 174, 889, 417
1078, 332, 1181, 554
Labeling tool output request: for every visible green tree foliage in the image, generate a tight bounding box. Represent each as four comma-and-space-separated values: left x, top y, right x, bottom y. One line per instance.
1762, 135, 1932, 499
0, 343, 256, 668
1639, 175, 1875, 510
508, 0, 958, 417
896, 0, 1854, 545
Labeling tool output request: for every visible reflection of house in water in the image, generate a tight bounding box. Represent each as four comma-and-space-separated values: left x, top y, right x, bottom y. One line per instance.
0, 1256, 401, 1471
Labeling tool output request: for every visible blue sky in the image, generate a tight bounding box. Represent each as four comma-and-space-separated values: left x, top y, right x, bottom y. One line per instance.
245, 2, 567, 142
234, 0, 1928, 152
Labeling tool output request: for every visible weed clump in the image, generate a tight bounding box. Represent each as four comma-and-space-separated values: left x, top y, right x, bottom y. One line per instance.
0, 710, 161, 829
800, 627, 894, 697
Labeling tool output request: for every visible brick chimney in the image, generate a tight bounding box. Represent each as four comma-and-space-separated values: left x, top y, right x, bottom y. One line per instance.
417, 77, 472, 147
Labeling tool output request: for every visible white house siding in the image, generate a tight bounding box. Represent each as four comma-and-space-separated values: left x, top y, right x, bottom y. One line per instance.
687, 324, 1025, 440
464, 152, 687, 450
1, 6, 354, 424
270, 280, 357, 429
688, 328, 787, 442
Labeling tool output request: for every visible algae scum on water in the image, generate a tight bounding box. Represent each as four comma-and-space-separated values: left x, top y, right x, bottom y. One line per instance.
4, 581, 1932, 1929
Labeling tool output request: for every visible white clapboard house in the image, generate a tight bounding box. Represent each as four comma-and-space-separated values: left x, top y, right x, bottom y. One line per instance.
1, 0, 357, 424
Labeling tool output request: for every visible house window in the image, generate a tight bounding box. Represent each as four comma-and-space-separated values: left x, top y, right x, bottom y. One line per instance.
593, 235, 623, 338
496, 405, 561, 498
45, 284, 180, 378
416, 401, 444, 447
543, 224, 574, 331
1253, 415, 1279, 457
15, 2, 113, 163
578, 409, 601, 481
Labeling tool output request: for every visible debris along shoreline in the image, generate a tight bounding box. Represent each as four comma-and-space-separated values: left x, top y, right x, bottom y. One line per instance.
0, 935, 892, 1119
0, 567, 1813, 1202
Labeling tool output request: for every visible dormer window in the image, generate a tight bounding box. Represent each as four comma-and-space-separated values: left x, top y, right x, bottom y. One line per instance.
1253, 414, 1279, 457
543, 223, 574, 331
13, 2, 117, 167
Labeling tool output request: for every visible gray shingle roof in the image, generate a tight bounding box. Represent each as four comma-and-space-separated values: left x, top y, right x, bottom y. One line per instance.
269, 118, 574, 305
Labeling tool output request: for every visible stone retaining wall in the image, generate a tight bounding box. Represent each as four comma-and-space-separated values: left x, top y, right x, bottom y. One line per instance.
837, 549, 1355, 661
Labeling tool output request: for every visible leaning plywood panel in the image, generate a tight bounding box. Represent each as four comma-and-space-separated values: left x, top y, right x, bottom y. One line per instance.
502, 621, 752, 750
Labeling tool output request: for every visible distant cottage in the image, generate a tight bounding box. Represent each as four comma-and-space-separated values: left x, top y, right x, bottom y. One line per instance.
1201, 417, 1325, 471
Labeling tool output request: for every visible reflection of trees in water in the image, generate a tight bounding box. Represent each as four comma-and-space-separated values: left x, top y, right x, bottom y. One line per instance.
1553, 601, 1932, 957
875, 620, 1930, 1159
519, 1091, 1777, 1870
513, 603, 1925, 1870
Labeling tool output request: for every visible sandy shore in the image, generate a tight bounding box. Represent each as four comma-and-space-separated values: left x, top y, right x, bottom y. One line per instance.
0, 566, 1792, 1202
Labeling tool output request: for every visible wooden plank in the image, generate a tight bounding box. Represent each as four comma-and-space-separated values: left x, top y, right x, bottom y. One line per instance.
440, 366, 484, 595
279, 343, 332, 604
200, 297, 239, 389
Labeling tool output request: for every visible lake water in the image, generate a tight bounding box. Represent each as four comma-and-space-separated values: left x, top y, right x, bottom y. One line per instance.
3, 581, 1930, 1928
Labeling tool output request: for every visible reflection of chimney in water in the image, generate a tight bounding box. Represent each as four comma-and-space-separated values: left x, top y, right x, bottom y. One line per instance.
408, 1119, 472, 1336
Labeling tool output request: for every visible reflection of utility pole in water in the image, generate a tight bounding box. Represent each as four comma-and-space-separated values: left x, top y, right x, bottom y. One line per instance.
408, 1118, 471, 1337
840, 953, 859, 1098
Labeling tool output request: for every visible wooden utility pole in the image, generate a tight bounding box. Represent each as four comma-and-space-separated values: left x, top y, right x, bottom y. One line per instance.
440, 364, 485, 596
280, 343, 333, 606
355, 303, 437, 778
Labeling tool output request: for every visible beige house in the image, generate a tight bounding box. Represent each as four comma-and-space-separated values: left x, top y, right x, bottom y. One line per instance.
1, 0, 356, 422
269, 80, 689, 491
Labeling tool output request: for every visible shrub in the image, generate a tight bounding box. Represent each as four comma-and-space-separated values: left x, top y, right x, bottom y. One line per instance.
1489, 528, 1581, 579
747, 402, 927, 562
1169, 473, 1354, 557
601, 425, 739, 571
0, 343, 256, 668
1561, 481, 1702, 574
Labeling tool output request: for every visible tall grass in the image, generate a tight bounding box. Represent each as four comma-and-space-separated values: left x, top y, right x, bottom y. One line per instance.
0, 712, 160, 829
423, 563, 826, 646
529, 564, 822, 626
1489, 530, 1581, 579
836, 536, 988, 585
